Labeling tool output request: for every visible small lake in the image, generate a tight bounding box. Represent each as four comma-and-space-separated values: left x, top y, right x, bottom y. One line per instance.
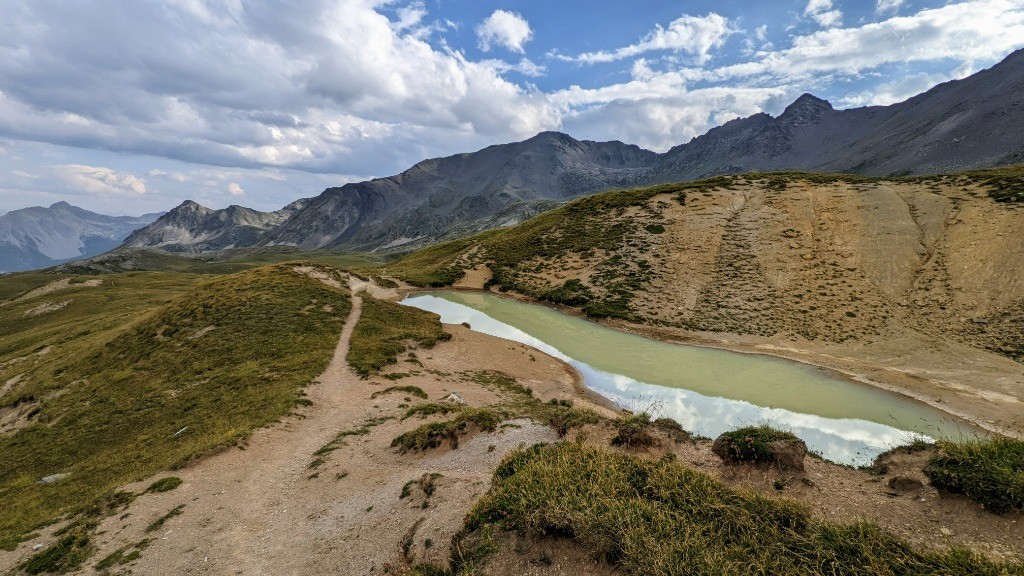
402, 291, 974, 466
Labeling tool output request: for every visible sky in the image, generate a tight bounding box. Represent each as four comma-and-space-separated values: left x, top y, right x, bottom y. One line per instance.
1, 0, 1022, 215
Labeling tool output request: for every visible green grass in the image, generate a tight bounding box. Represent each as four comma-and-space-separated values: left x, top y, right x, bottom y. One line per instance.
18, 521, 96, 575
347, 295, 451, 377
609, 412, 688, 448
924, 437, 1024, 513
0, 264, 351, 550
370, 385, 428, 400
95, 539, 152, 570
144, 504, 185, 533
611, 412, 658, 447
403, 402, 465, 420
948, 164, 1024, 203
391, 408, 506, 453
712, 425, 801, 465
145, 477, 183, 493
314, 416, 394, 458
443, 443, 1023, 576
392, 370, 601, 452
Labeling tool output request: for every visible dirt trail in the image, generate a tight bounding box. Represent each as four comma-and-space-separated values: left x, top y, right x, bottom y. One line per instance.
71, 276, 579, 575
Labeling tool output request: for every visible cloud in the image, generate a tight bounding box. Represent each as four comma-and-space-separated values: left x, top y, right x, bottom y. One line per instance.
876, 0, 906, 13
57, 165, 147, 196
476, 10, 533, 53
804, 0, 843, 27
480, 58, 547, 77
560, 13, 734, 65
704, 0, 1024, 82
0, 0, 1022, 212
838, 72, 952, 107
227, 182, 245, 196
0, 0, 560, 177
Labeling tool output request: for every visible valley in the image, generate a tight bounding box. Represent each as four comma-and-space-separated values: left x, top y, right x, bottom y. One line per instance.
1, 178, 1022, 571
3, 5, 1023, 575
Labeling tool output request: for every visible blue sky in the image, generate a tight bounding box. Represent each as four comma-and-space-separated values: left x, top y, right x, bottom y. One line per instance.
1, 0, 1022, 215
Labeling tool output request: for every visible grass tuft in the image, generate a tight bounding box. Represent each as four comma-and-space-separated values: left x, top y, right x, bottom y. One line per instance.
713, 425, 801, 465
144, 504, 185, 533
403, 402, 464, 420
370, 385, 428, 400
146, 477, 182, 494
924, 437, 1024, 513
18, 521, 95, 575
391, 408, 505, 453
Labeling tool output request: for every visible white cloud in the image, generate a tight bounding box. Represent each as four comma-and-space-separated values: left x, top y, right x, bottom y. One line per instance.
480, 58, 547, 78
0, 0, 1022, 212
0, 1, 562, 177
705, 0, 1024, 82
57, 165, 147, 196
561, 13, 734, 65
804, 0, 843, 27
876, 0, 906, 13
476, 10, 533, 53
227, 182, 245, 196
838, 71, 951, 107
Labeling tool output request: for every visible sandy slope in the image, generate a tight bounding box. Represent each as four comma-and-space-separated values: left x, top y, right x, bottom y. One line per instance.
446, 178, 1024, 437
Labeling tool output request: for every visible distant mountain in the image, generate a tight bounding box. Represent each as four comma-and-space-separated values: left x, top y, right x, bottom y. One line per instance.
653, 48, 1024, 181
0, 202, 161, 273
121, 199, 307, 253
127, 133, 655, 253
122, 49, 1024, 255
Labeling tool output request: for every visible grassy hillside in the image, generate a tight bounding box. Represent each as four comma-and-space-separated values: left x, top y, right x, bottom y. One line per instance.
0, 264, 350, 549
383, 166, 1024, 356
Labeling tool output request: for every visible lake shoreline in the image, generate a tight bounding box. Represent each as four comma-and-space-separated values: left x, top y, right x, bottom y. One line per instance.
395, 284, 1005, 440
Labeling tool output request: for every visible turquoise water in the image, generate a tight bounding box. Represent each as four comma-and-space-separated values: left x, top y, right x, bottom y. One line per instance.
402, 291, 973, 466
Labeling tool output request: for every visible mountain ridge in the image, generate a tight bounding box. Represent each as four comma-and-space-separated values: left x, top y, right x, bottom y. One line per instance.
0, 203, 161, 273
124, 49, 1024, 256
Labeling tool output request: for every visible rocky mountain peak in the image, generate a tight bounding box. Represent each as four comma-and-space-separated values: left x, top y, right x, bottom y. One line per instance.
778, 93, 834, 126
175, 200, 208, 212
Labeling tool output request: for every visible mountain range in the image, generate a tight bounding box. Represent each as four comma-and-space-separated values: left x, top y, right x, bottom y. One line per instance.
55, 49, 1024, 258
0, 202, 161, 273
